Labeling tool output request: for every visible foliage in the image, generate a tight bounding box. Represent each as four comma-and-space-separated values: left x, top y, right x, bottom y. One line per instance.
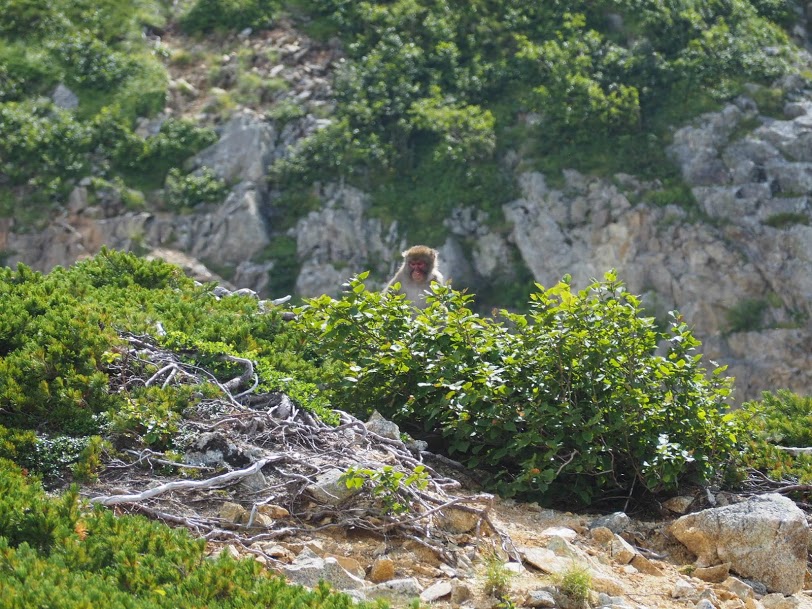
725, 298, 768, 333
294, 271, 737, 506
740, 390, 812, 446
180, 0, 280, 34
555, 564, 592, 608
273, 0, 794, 235
342, 465, 429, 515
0, 250, 331, 470
763, 212, 810, 228
111, 117, 218, 185
164, 167, 228, 210
0, 0, 196, 216
0, 459, 386, 608
0, 100, 93, 201
258, 235, 302, 297
481, 549, 515, 599
731, 390, 812, 485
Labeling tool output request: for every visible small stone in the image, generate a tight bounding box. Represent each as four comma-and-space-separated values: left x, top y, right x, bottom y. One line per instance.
369, 557, 395, 583
52, 83, 79, 109
525, 589, 557, 607
663, 495, 696, 514
761, 593, 800, 609
590, 572, 626, 595
745, 598, 764, 609
367, 577, 424, 599
436, 507, 481, 534
439, 563, 458, 578
220, 501, 248, 523
591, 526, 615, 544
257, 504, 290, 518
366, 410, 401, 440
540, 526, 578, 541
306, 469, 361, 505
610, 534, 637, 564
258, 544, 295, 563
420, 581, 453, 603
590, 512, 631, 533
723, 577, 755, 601
324, 554, 365, 579
694, 563, 731, 583
248, 513, 273, 527
451, 582, 473, 605
673, 578, 699, 599
695, 600, 716, 609
630, 554, 662, 575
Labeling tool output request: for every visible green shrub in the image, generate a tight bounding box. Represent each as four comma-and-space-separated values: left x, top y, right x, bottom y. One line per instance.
741, 390, 812, 446
733, 390, 812, 485
0, 459, 384, 608
295, 271, 737, 506
0, 100, 92, 195
763, 212, 809, 228
725, 298, 768, 333
556, 565, 592, 608
54, 33, 133, 90
165, 167, 228, 210
113, 118, 218, 183
180, 0, 280, 34
0, 250, 332, 453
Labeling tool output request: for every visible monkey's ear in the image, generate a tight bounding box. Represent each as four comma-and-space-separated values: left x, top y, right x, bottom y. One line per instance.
401, 250, 409, 258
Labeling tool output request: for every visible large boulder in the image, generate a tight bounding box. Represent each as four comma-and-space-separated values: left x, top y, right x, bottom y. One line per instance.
669, 493, 808, 594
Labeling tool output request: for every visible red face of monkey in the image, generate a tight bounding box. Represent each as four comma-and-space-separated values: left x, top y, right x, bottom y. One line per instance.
409, 258, 430, 282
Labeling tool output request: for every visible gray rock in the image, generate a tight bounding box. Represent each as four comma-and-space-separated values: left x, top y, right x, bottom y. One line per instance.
670, 494, 808, 594
52, 83, 79, 109
190, 109, 277, 185
419, 581, 452, 602
282, 548, 367, 591
365, 410, 400, 441
526, 589, 557, 607
590, 512, 631, 533
306, 468, 361, 505
367, 577, 423, 599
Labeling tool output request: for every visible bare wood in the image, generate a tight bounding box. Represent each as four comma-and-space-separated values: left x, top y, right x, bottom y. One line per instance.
90, 457, 281, 506
775, 446, 812, 456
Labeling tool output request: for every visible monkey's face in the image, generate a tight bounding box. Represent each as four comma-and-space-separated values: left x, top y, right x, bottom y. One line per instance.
409, 258, 430, 282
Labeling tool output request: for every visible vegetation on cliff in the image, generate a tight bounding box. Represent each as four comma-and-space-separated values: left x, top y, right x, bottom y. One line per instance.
0, 0, 800, 240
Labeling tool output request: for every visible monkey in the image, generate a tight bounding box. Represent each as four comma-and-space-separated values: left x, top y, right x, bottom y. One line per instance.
383, 245, 445, 309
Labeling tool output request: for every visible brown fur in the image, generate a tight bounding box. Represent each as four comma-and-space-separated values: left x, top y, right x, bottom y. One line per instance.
383, 245, 445, 309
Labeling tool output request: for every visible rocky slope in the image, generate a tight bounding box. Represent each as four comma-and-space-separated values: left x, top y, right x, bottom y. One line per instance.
3, 20, 812, 406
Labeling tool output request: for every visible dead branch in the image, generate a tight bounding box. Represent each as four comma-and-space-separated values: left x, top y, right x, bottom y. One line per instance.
91, 457, 281, 506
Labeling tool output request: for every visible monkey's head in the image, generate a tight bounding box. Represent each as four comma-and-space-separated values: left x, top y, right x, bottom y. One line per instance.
403, 245, 436, 284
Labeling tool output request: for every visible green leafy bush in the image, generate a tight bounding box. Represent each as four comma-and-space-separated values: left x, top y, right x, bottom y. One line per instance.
295, 271, 737, 505
113, 118, 218, 184
0, 100, 92, 197
181, 0, 279, 34
165, 167, 228, 210
342, 465, 429, 515
741, 390, 812, 446
274, 0, 793, 239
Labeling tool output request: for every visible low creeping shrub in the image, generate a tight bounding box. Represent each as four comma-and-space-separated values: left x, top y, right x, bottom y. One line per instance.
0, 459, 387, 608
